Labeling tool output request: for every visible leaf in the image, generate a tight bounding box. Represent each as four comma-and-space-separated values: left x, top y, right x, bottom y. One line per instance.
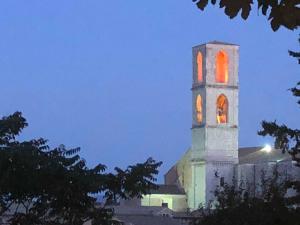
262, 4, 269, 15
241, 4, 251, 19
197, 0, 209, 10
194, 0, 300, 31
270, 17, 281, 31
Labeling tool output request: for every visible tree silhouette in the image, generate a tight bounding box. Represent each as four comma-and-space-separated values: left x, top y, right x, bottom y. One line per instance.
192, 176, 300, 225
0, 112, 162, 225
193, 0, 300, 31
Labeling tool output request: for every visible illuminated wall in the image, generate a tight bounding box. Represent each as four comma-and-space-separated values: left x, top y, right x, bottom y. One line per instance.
191, 42, 239, 208
141, 194, 187, 212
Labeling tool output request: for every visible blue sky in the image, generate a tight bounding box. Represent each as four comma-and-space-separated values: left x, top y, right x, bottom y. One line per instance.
0, 1, 298, 181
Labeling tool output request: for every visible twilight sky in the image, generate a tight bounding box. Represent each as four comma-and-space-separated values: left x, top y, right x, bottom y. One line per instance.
0, 1, 299, 181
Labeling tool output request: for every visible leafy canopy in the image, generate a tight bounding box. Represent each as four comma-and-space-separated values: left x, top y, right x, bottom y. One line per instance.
258, 38, 300, 165
0, 112, 162, 225
193, 0, 300, 31
193, 173, 300, 225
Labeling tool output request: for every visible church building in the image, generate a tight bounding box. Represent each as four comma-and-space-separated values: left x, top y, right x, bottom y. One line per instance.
120, 41, 300, 212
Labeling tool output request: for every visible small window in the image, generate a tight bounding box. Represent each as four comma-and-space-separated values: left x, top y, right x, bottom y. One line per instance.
216, 95, 228, 124
196, 95, 203, 123
216, 51, 228, 83
162, 203, 168, 208
197, 52, 203, 82
220, 177, 225, 187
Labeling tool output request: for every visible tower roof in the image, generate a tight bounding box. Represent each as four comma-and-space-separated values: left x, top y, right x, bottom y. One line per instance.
238, 146, 291, 164
207, 40, 239, 46
193, 40, 239, 48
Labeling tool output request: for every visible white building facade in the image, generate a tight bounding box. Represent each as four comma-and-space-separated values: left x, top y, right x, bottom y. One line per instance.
164, 41, 300, 210
122, 41, 300, 213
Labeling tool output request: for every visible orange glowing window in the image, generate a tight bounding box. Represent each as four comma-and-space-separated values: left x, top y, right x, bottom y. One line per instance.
216, 95, 228, 124
197, 52, 203, 82
216, 51, 228, 83
196, 95, 203, 123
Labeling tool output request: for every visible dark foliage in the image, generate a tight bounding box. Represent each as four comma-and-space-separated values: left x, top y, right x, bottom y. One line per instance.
192, 172, 300, 225
193, 192, 300, 225
258, 38, 300, 206
258, 38, 300, 166
289, 36, 300, 64
0, 112, 162, 225
193, 0, 300, 31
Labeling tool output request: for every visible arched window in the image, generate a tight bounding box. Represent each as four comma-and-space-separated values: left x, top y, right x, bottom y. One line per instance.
196, 95, 203, 123
197, 52, 203, 82
216, 51, 228, 83
216, 95, 228, 124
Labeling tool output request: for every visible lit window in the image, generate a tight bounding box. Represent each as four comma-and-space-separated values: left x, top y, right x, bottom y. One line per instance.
196, 95, 203, 123
216, 95, 228, 124
197, 52, 203, 82
216, 51, 228, 83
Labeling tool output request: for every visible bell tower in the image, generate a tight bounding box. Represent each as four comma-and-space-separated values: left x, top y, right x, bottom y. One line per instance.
189, 41, 239, 208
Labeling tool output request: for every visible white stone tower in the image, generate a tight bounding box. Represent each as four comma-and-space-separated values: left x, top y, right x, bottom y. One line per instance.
190, 41, 239, 208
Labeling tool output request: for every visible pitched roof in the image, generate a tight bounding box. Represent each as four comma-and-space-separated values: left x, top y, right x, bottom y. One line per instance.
207, 40, 238, 46
193, 40, 238, 48
238, 146, 291, 164
115, 215, 185, 225
148, 185, 185, 195
113, 205, 185, 225
113, 205, 172, 216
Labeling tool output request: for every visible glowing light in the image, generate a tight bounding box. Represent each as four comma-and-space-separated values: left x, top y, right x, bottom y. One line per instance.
196, 95, 203, 123
216, 94, 228, 124
197, 52, 203, 82
262, 144, 272, 153
216, 51, 228, 84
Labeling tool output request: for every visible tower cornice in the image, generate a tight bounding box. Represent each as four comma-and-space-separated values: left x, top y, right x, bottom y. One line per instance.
191, 83, 238, 90
191, 124, 238, 129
